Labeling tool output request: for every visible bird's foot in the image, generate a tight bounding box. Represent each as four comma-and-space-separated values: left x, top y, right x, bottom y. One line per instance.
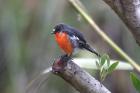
52, 54, 71, 73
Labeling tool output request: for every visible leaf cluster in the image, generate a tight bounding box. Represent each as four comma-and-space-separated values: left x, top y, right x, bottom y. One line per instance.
96, 54, 119, 82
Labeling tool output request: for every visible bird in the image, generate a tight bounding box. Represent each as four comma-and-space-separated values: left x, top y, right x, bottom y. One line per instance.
51, 23, 100, 57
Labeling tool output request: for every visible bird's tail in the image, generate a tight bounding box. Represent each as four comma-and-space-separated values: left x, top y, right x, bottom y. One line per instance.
84, 44, 101, 57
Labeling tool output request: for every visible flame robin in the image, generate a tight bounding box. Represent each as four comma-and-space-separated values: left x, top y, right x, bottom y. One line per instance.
52, 23, 100, 57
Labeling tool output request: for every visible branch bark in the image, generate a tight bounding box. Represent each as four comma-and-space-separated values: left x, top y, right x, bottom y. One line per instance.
103, 0, 140, 45
52, 57, 111, 93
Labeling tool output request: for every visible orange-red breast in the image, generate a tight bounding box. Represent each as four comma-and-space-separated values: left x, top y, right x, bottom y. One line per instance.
52, 23, 100, 57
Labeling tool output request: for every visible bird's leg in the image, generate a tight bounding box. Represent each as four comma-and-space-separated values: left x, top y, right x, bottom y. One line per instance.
52, 54, 71, 73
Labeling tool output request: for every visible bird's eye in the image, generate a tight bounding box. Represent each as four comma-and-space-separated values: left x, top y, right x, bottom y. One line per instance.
53, 24, 64, 33
53, 28, 55, 32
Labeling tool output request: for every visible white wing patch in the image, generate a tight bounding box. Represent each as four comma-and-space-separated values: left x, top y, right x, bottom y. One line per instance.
69, 35, 80, 55
69, 35, 79, 48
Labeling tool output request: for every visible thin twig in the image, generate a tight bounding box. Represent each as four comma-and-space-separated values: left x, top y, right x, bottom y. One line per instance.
68, 0, 140, 72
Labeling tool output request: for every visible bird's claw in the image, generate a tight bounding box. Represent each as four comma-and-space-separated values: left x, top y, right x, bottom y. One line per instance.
52, 54, 71, 73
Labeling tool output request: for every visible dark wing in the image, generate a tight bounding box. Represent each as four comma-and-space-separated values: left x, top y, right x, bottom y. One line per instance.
63, 25, 86, 43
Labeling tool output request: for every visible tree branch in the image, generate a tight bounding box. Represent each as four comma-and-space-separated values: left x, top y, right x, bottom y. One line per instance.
52, 56, 111, 93
103, 0, 140, 45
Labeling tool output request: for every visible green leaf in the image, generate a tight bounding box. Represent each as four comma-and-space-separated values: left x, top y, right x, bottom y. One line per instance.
130, 72, 140, 92
100, 54, 106, 66
106, 55, 110, 67
100, 68, 107, 82
108, 62, 119, 74
100, 54, 110, 67
101, 68, 106, 75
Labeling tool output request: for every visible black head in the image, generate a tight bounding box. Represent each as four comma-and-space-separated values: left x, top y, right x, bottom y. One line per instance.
51, 23, 66, 34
